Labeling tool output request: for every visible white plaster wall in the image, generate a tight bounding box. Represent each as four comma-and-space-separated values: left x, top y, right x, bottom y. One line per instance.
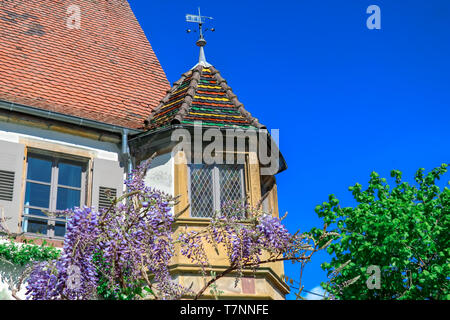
0, 120, 120, 161
144, 152, 174, 197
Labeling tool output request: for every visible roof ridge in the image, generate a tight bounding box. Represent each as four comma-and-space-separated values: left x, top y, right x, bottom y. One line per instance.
172, 65, 202, 124
146, 64, 266, 130
209, 66, 265, 129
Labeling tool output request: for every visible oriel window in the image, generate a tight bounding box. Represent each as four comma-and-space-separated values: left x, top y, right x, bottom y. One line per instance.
189, 163, 245, 218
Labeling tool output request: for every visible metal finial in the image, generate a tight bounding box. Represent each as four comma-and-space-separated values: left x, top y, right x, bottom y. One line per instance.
186, 8, 214, 67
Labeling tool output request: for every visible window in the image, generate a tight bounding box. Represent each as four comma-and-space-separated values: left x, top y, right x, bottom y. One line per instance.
189, 163, 245, 218
22, 152, 87, 238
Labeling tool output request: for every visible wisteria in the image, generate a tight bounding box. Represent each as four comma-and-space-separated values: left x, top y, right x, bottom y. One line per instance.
179, 202, 295, 270
178, 201, 331, 299
25, 158, 188, 300
1, 157, 334, 300
26, 207, 100, 299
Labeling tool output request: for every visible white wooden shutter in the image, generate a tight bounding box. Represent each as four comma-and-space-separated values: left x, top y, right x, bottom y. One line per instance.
91, 158, 124, 210
0, 140, 25, 233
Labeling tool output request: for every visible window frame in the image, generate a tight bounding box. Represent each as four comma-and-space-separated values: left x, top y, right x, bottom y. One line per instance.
188, 163, 246, 218
22, 150, 88, 239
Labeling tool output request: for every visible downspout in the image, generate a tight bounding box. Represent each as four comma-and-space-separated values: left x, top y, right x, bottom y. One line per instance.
121, 129, 133, 177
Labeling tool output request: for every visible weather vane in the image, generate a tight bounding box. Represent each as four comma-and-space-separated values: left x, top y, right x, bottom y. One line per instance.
186, 8, 215, 48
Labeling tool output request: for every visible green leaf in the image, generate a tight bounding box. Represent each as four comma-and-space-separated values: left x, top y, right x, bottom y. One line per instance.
314, 165, 449, 300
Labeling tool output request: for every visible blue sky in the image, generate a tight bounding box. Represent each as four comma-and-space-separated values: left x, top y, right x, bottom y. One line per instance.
128, 0, 450, 299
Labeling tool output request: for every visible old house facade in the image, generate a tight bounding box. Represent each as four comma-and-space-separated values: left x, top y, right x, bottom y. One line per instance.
0, 0, 288, 299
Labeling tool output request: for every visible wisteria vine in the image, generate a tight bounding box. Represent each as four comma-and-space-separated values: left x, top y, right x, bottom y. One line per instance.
1, 157, 334, 300
178, 201, 334, 299
23, 158, 186, 300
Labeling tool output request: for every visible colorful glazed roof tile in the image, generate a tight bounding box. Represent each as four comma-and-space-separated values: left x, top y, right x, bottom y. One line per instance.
146, 64, 265, 130
0, 0, 169, 129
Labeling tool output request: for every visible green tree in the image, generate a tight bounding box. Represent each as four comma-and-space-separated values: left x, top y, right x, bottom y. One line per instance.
312, 164, 450, 300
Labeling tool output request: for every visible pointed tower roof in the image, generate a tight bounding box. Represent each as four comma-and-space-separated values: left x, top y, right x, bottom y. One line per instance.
146, 65, 265, 129
146, 63, 265, 130
135, 10, 286, 174
146, 9, 265, 131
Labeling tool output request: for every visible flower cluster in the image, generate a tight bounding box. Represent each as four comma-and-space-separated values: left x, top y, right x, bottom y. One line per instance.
26, 261, 61, 299
179, 201, 294, 276
26, 207, 99, 299
25, 159, 187, 300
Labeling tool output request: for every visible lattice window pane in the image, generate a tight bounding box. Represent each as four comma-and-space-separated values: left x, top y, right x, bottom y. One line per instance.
190, 164, 215, 217
219, 164, 244, 206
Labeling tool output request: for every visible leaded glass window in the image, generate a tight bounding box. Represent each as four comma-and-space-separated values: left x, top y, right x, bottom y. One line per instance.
23, 152, 87, 238
189, 163, 245, 218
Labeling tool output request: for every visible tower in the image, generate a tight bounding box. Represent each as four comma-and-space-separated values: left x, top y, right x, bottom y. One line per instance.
129, 9, 288, 299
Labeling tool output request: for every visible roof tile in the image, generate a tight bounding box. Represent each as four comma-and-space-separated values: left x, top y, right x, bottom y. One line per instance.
147, 65, 265, 130
0, 0, 169, 129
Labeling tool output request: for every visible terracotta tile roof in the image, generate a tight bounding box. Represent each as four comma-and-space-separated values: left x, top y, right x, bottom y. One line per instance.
0, 0, 170, 129
147, 65, 265, 130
